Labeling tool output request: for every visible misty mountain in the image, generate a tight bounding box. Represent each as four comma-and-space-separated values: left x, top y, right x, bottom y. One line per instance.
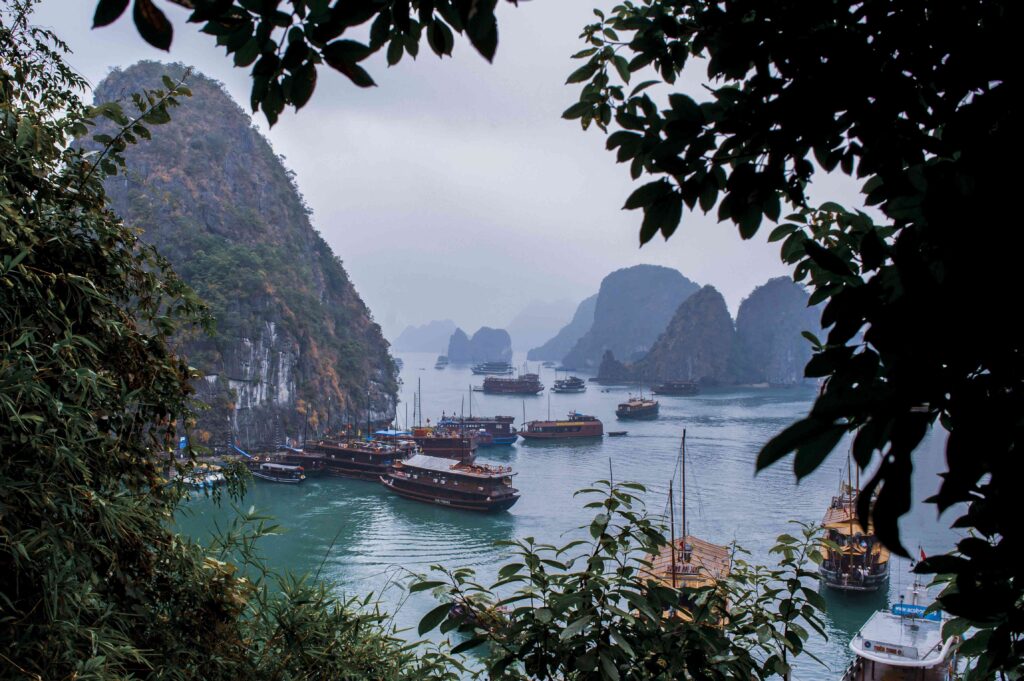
527, 294, 598, 362
506, 299, 577, 352
447, 327, 513, 363
561, 265, 700, 369
392, 319, 457, 353
94, 62, 396, 446
732, 277, 820, 385
634, 285, 736, 384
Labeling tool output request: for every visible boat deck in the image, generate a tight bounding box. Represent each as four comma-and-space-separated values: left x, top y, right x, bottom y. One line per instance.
645, 534, 731, 589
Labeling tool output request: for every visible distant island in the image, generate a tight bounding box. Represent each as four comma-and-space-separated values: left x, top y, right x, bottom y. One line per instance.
392, 319, 457, 353
527, 294, 598, 362
447, 327, 513, 363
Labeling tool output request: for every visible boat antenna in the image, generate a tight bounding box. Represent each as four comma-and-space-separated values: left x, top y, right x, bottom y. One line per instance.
417, 377, 422, 428
522, 399, 526, 426
547, 390, 551, 420
468, 384, 472, 418
669, 478, 677, 588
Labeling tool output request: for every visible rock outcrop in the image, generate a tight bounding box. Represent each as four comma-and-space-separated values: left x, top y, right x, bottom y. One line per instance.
527, 294, 598, 362
506, 299, 577, 353
561, 265, 699, 369
633, 285, 736, 384
94, 62, 397, 448
447, 327, 513, 363
392, 320, 457, 353
732, 277, 820, 385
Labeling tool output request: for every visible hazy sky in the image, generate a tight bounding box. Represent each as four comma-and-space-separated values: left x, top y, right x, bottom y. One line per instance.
36, 0, 864, 340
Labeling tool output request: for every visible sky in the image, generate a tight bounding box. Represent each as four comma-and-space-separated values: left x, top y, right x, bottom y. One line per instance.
35, 0, 866, 341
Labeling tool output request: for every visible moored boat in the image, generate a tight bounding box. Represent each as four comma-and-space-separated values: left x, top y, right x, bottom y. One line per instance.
410, 426, 478, 461
471, 361, 513, 375
482, 373, 544, 395
435, 355, 449, 369
551, 376, 586, 393
616, 396, 660, 419
249, 461, 306, 484
644, 431, 731, 618
843, 572, 959, 680
380, 454, 520, 512
520, 411, 603, 439
305, 439, 412, 481
820, 474, 890, 592
438, 415, 518, 445
652, 380, 699, 396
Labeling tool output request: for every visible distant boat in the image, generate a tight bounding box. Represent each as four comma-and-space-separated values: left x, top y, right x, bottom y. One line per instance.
607, 431, 628, 437
481, 373, 544, 395
551, 376, 586, 393
434, 355, 449, 369
652, 380, 699, 396
616, 396, 660, 420
438, 415, 518, 446
541, 361, 556, 368
394, 357, 404, 370
471, 361, 513, 375
520, 412, 603, 440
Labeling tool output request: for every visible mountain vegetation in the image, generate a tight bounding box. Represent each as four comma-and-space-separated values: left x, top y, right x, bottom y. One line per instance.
732, 278, 820, 385
527, 293, 598, 362
392, 319, 457, 353
446, 326, 513, 363
92, 61, 396, 447
562, 265, 698, 369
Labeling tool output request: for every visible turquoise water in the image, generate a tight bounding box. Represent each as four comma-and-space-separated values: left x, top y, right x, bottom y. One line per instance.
177, 352, 959, 679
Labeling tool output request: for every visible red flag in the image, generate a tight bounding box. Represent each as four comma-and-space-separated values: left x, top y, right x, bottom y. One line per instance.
920, 547, 927, 561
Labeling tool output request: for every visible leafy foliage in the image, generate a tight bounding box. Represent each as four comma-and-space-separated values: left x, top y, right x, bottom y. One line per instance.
564, 0, 1018, 673
416, 481, 826, 680
0, 4, 450, 678
92, 0, 517, 124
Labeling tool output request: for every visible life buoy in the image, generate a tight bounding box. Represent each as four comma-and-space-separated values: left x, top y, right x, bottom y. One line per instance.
253, 456, 260, 462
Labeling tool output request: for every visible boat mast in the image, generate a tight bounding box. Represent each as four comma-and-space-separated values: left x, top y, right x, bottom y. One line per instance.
681, 429, 687, 545
669, 478, 677, 588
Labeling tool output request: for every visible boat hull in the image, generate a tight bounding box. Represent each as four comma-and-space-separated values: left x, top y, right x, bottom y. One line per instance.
819, 564, 890, 592
616, 407, 659, 419
252, 472, 303, 484
380, 475, 519, 512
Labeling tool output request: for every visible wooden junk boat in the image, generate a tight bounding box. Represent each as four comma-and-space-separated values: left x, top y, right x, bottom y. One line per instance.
615, 395, 660, 420
305, 439, 411, 481
843, 570, 959, 680
438, 415, 518, 446
520, 411, 603, 440
482, 373, 544, 395
380, 454, 520, 511
645, 430, 731, 616
652, 380, 699, 396
819, 464, 890, 592
471, 361, 513, 375
409, 426, 478, 461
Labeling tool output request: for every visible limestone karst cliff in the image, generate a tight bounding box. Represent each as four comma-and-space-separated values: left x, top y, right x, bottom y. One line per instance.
94, 62, 397, 447
732, 277, 820, 385
561, 265, 699, 369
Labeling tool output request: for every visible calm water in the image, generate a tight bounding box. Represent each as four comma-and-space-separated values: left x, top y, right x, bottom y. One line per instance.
177, 351, 959, 679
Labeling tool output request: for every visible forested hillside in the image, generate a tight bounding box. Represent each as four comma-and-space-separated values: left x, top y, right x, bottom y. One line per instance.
94, 62, 397, 446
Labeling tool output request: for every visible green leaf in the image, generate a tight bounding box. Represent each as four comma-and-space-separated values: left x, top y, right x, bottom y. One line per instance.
132, 0, 172, 51
93, 0, 129, 28
408, 580, 446, 593
612, 55, 631, 84
418, 602, 452, 635
566, 61, 600, 84
623, 180, 671, 210
559, 615, 592, 640
387, 39, 404, 66
450, 636, 486, 654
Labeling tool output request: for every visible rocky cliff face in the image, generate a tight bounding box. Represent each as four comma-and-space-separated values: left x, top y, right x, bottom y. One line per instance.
447, 327, 513, 363
94, 62, 397, 448
732, 277, 820, 385
562, 266, 699, 369
527, 294, 598, 362
634, 285, 736, 384
392, 320, 457, 353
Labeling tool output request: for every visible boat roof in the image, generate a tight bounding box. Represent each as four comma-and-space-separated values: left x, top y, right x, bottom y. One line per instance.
374, 429, 411, 437
645, 535, 731, 589
399, 454, 514, 478
850, 610, 952, 667
260, 463, 301, 470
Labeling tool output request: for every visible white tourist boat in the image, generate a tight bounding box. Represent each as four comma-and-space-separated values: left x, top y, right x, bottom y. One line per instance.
843, 572, 959, 680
